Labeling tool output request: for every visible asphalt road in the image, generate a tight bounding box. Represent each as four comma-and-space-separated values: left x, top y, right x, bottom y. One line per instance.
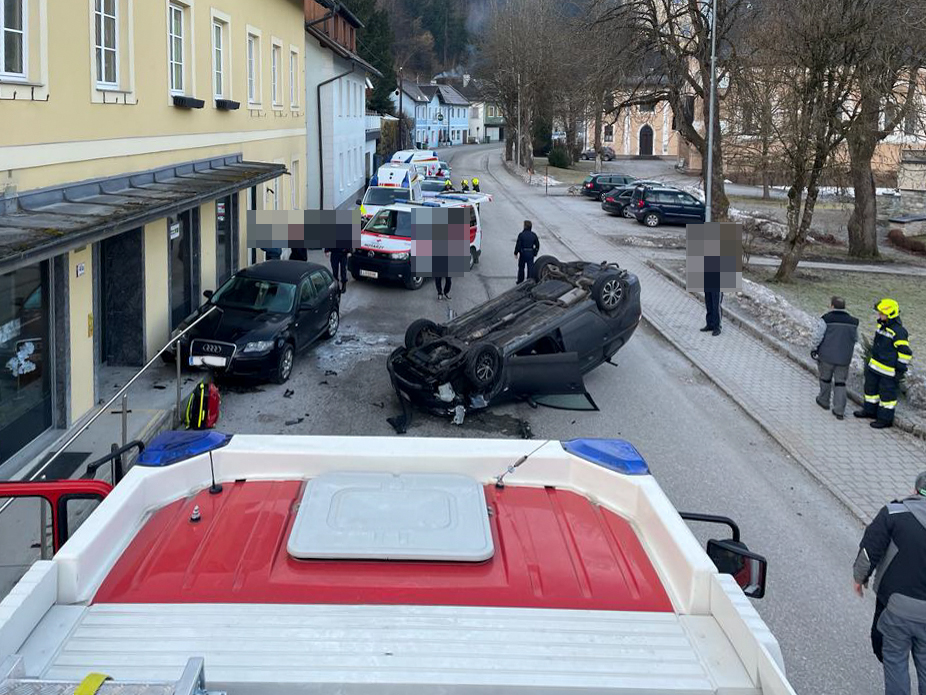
202, 143, 881, 693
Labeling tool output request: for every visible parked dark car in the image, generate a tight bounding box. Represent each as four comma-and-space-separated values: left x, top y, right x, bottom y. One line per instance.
163, 260, 340, 384
630, 186, 706, 227
581, 172, 637, 200
387, 256, 641, 418
580, 146, 616, 161
601, 180, 668, 217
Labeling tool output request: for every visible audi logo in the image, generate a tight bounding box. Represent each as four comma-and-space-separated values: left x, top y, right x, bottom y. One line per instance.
202, 343, 223, 354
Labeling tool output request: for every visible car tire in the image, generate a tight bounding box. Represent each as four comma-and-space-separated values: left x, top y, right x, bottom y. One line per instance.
592, 271, 625, 313
469, 246, 477, 270
465, 342, 503, 391
404, 275, 425, 290
531, 255, 560, 281
622, 206, 635, 219
599, 192, 608, 202
405, 318, 444, 349
273, 343, 295, 385
324, 308, 339, 339
644, 212, 661, 227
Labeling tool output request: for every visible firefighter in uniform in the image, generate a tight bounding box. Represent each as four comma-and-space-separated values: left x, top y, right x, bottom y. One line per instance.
443, 179, 453, 192
854, 298, 913, 429
472, 177, 480, 192
460, 179, 470, 192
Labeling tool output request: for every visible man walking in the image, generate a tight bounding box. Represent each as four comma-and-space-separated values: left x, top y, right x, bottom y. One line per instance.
812, 296, 858, 420
514, 220, 540, 284
855, 472, 926, 694
854, 298, 914, 429
325, 247, 349, 293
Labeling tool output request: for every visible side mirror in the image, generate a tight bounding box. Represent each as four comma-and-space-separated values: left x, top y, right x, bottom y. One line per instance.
355, 199, 362, 205
707, 538, 768, 599
203, 290, 214, 300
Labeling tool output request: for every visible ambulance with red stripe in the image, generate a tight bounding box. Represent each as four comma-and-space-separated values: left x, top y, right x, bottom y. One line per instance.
390, 149, 441, 177
349, 195, 489, 290
358, 164, 424, 225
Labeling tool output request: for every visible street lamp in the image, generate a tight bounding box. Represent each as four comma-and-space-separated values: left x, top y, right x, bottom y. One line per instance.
705, 0, 718, 222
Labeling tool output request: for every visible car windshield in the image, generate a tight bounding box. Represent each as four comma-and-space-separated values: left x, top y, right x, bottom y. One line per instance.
211, 276, 297, 313
366, 209, 412, 238
363, 187, 410, 206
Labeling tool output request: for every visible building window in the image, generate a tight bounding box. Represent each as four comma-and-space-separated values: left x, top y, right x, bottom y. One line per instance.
289, 48, 298, 107
1, 0, 25, 77
604, 125, 614, 142
271, 44, 279, 105
167, 3, 184, 94
212, 20, 224, 97
94, 0, 118, 87
247, 30, 260, 105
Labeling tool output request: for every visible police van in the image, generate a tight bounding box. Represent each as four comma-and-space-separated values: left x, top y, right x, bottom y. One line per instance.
349, 196, 489, 290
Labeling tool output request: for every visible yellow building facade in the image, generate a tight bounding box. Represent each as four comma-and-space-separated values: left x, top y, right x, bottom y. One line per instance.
0, 0, 307, 468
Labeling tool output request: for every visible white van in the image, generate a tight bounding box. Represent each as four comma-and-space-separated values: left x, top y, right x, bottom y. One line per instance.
390, 149, 441, 177
359, 164, 424, 223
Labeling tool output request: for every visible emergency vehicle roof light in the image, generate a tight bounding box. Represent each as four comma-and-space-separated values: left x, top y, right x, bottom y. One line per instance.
562, 439, 650, 475
137, 431, 233, 467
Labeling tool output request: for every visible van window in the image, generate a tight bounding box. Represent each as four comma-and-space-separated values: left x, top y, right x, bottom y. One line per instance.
363, 188, 410, 206
366, 209, 412, 238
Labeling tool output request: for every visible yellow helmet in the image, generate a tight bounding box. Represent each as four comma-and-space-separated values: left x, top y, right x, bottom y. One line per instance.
875, 298, 899, 319
472, 177, 479, 184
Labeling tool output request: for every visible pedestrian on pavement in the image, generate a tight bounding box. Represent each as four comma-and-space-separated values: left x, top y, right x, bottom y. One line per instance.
812, 296, 859, 420
461, 179, 470, 192
854, 298, 914, 429
289, 247, 308, 262
262, 248, 282, 261
854, 471, 926, 694
514, 220, 540, 284
325, 247, 349, 293
472, 177, 480, 192
700, 285, 723, 336
435, 276, 452, 300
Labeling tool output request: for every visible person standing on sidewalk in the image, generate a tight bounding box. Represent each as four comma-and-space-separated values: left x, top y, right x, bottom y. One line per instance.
854, 298, 914, 430
514, 220, 540, 284
811, 296, 858, 420
854, 471, 926, 694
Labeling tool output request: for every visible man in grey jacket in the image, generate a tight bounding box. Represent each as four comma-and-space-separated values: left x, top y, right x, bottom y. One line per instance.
811, 296, 858, 420
855, 471, 926, 694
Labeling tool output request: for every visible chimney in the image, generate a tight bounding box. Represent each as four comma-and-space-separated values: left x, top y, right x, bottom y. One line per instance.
463, 74, 471, 87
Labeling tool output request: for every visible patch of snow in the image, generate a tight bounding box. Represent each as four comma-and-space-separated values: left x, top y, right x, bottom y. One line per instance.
529, 175, 562, 187
770, 185, 901, 198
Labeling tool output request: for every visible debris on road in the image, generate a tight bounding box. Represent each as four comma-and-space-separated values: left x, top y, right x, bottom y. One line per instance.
452, 405, 466, 425
284, 417, 304, 426
283, 389, 294, 398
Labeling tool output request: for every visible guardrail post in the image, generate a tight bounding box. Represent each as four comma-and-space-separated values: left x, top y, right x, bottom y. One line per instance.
176, 338, 182, 426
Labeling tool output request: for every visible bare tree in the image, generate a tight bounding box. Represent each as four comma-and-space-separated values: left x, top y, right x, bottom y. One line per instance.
597, 0, 757, 221
754, 0, 876, 281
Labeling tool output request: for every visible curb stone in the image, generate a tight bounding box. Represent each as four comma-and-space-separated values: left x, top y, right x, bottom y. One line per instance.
645, 258, 926, 443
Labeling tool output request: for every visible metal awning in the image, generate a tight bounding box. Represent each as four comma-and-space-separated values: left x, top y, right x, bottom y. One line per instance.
0, 155, 286, 275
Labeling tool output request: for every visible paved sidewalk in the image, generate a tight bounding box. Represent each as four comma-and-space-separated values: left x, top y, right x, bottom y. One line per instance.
493, 157, 926, 522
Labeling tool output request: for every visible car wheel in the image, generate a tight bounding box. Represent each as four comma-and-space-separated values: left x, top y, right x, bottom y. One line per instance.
324, 308, 339, 339
469, 247, 477, 270
273, 343, 295, 385
405, 318, 444, 349
622, 206, 635, 219
531, 255, 560, 281
599, 192, 608, 202
404, 275, 425, 290
465, 342, 502, 390
644, 212, 661, 227
592, 271, 625, 313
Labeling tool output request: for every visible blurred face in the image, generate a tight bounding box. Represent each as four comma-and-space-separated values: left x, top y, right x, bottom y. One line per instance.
877, 311, 889, 322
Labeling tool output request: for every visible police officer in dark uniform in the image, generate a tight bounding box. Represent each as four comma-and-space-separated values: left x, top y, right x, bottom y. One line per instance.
514, 220, 540, 284
855, 471, 926, 693
325, 247, 349, 293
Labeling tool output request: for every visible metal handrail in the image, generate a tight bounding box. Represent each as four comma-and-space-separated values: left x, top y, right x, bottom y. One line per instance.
0, 305, 220, 516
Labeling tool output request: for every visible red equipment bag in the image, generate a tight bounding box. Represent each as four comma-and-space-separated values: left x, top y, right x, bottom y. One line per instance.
184, 381, 221, 430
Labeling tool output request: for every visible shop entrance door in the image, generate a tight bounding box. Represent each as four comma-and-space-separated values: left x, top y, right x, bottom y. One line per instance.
168, 210, 200, 330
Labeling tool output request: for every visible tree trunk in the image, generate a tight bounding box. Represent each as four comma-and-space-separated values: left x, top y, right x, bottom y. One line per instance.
846, 97, 881, 258
505, 132, 514, 161
593, 99, 602, 152
565, 111, 577, 165
775, 178, 821, 282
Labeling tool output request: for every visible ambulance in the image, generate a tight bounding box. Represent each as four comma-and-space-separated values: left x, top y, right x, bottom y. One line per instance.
359, 164, 424, 224
390, 149, 442, 177
350, 195, 490, 290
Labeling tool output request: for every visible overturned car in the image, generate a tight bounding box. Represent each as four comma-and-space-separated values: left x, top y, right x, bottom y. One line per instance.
387, 256, 641, 422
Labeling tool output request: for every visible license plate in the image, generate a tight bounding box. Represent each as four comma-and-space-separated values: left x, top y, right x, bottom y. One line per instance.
360, 269, 379, 279
189, 355, 228, 368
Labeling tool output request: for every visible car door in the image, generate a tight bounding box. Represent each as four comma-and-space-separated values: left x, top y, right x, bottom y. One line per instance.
657, 191, 685, 223
309, 271, 332, 335
295, 277, 322, 349
679, 192, 706, 223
